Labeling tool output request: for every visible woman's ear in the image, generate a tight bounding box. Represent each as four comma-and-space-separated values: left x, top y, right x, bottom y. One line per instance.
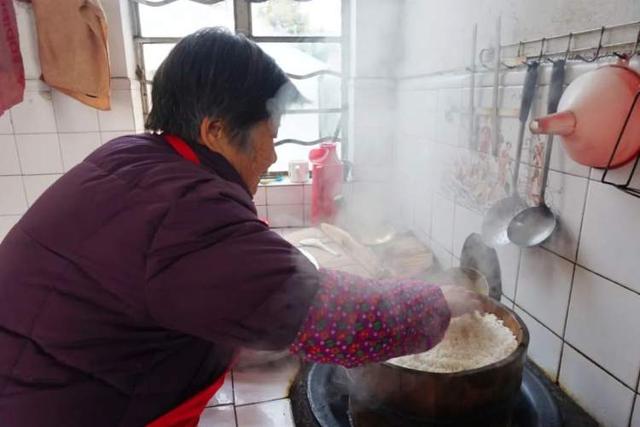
199, 117, 227, 151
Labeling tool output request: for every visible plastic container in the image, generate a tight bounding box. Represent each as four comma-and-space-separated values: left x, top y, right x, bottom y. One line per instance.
309, 142, 343, 225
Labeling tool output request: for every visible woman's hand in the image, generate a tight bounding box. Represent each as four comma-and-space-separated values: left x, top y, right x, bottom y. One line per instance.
440, 285, 484, 318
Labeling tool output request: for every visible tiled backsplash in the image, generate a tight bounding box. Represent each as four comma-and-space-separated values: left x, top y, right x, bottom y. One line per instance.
392, 62, 640, 426
0, 79, 143, 241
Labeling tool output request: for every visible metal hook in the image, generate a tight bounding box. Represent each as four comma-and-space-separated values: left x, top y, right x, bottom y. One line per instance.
577, 26, 605, 62
564, 32, 573, 61
633, 23, 640, 57
517, 41, 524, 59
537, 38, 546, 62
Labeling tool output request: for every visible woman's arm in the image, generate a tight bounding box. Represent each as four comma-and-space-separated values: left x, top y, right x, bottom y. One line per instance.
290, 269, 466, 368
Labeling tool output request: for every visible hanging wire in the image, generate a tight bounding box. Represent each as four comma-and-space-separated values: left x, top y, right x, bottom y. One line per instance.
500, 41, 524, 69
534, 37, 545, 63
633, 23, 640, 57
575, 26, 605, 62
564, 32, 573, 61
547, 32, 573, 64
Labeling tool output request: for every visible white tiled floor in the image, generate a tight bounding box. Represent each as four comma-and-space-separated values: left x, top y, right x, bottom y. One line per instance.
235, 399, 295, 427
194, 357, 299, 427
233, 357, 300, 406
198, 404, 237, 427
206, 373, 234, 407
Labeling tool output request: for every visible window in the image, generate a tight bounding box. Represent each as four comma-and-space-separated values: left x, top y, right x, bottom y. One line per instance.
130, 0, 347, 173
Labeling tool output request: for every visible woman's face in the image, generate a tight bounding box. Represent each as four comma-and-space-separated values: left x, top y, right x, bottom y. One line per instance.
236, 119, 278, 194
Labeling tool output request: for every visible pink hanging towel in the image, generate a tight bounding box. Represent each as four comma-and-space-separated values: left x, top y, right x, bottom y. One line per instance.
0, 0, 26, 115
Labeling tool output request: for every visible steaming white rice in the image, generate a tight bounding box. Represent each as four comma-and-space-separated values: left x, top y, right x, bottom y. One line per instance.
388, 312, 518, 373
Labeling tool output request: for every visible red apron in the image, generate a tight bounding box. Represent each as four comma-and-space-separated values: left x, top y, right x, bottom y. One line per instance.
146, 134, 229, 427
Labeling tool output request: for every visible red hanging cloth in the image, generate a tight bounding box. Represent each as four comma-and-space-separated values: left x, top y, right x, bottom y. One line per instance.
0, 0, 26, 115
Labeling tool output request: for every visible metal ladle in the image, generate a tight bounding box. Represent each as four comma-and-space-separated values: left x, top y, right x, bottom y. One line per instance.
508, 59, 566, 247
481, 61, 540, 246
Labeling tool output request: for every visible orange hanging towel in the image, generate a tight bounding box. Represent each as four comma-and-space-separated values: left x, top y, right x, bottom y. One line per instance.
0, 0, 25, 115
30, 0, 111, 110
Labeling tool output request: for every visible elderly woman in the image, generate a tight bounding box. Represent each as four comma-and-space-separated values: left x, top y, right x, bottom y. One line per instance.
0, 28, 480, 427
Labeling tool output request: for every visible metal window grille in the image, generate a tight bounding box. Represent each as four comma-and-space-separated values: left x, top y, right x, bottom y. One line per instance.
128, 0, 350, 172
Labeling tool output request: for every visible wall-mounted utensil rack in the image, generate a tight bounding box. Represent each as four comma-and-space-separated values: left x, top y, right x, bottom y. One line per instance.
494, 20, 640, 67
479, 20, 640, 198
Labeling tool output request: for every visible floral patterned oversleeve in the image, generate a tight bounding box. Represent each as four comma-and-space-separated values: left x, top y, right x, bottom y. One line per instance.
290, 268, 451, 368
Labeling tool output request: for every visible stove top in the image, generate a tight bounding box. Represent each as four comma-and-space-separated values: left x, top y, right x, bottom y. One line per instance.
290, 361, 598, 427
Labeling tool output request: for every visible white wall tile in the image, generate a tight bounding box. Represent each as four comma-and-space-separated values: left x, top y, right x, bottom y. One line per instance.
235, 399, 294, 427
15, 134, 63, 175
452, 204, 482, 256
413, 185, 433, 237
431, 193, 454, 251
435, 89, 461, 145
131, 90, 146, 131
0, 112, 13, 134
303, 184, 312, 205
59, 133, 101, 171
23, 175, 60, 206
500, 294, 514, 309
565, 267, 640, 388
516, 248, 573, 335
591, 160, 640, 190
559, 345, 634, 427
578, 181, 640, 293
0, 135, 21, 175
267, 205, 304, 228
10, 91, 57, 134
233, 357, 299, 405
548, 137, 591, 178
198, 405, 236, 427
52, 90, 100, 133
632, 398, 640, 427
540, 171, 588, 261
98, 91, 135, 131
100, 131, 135, 145
495, 244, 520, 300
0, 215, 21, 242
14, 3, 40, 79
266, 185, 303, 205
253, 187, 266, 205
514, 306, 562, 379
0, 176, 28, 215
303, 204, 311, 226
430, 239, 453, 270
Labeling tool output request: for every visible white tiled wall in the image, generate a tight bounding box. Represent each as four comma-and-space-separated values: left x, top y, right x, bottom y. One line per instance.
390, 2, 640, 424
0, 1, 140, 242
251, 182, 312, 228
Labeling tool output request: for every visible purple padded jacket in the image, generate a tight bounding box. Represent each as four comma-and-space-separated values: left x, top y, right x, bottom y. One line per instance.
0, 134, 319, 426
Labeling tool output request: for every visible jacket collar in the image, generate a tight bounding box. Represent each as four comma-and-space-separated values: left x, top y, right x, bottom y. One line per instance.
162, 133, 252, 197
